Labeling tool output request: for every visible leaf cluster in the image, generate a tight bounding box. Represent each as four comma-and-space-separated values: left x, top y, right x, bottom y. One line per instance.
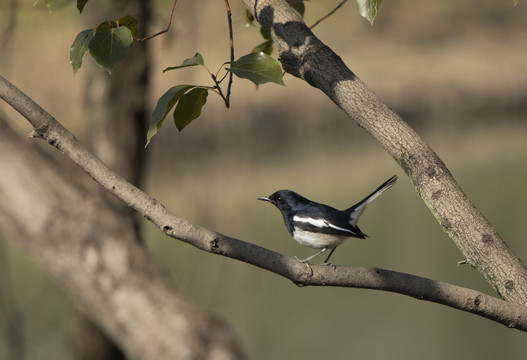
146, 52, 284, 144
66, 0, 389, 142
70, 16, 136, 74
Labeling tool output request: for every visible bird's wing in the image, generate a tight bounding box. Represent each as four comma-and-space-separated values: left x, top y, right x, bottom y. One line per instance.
292, 214, 366, 238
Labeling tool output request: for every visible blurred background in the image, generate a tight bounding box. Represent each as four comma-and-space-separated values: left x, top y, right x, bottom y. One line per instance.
1, 0, 527, 359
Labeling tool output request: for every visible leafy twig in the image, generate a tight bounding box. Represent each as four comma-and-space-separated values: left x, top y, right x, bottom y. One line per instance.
211, 73, 229, 105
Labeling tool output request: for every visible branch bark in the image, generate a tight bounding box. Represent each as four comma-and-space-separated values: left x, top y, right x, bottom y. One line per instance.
1, 74, 526, 332
241, 0, 527, 305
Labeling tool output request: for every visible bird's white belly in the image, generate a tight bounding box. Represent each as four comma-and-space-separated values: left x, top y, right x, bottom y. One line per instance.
292, 229, 348, 249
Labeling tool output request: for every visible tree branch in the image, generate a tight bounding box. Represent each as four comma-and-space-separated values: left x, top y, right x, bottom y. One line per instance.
241, 0, 527, 305
1, 75, 526, 332
0, 109, 244, 360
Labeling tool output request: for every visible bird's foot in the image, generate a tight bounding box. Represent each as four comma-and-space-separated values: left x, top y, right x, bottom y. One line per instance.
294, 256, 314, 276
322, 262, 337, 270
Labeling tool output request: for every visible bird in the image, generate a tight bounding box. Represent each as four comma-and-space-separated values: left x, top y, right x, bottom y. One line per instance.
258, 175, 398, 265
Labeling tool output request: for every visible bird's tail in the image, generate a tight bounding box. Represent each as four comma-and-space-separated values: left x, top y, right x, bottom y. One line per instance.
347, 175, 398, 226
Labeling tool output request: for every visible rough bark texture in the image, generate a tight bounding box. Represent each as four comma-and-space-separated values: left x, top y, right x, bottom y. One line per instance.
0, 114, 245, 359
241, 0, 527, 305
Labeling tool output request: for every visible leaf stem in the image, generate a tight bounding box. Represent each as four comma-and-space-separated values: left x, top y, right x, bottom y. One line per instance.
215, 63, 231, 84
211, 74, 228, 105
134, 0, 177, 42
310, 0, 348, 29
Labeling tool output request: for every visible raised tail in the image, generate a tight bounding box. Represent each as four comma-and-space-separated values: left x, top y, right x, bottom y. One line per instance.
347, 175, 398, 226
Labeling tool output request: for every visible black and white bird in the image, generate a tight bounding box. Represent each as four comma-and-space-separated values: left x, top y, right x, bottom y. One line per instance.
258, 175, 398, 264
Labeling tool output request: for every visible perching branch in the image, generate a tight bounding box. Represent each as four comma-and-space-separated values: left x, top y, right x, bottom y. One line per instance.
242, 0, 527, 305
1, 75, 526, 332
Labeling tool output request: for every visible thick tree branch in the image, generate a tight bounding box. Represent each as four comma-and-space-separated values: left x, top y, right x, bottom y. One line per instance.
1, 75, 526, 332
0, 110, 244, 360
241, 0, 527, 305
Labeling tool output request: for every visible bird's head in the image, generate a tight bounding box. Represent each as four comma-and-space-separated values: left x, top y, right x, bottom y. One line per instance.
258, 190, 308, 212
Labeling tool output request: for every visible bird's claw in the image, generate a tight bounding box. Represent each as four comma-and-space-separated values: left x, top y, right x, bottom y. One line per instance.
323, 262, 337, 270
294, 256, 314, 276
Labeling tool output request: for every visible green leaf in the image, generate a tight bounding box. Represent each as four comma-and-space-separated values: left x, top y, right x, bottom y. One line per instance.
88, 22, 133, 73
163, 53, 205, 73
356, 0, 383, 25
77, 0, 89, 12
227, 52, 284, 86
259, 26, 272, 41
513, 0, 518, 6
252, 40, 273, 55
146, 85, 195, 145
118, 16, 138, 38
70, 29, 95, 74
173, 88, 208, 131
95, 20, 119, 31
243, 9, 256, 26
118, 15, 138, 38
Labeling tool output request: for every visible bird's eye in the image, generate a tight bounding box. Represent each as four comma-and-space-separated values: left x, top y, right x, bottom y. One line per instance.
276, 196, 282, 202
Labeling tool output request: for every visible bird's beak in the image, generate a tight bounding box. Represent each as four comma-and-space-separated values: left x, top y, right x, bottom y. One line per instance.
257, 196, 271, 202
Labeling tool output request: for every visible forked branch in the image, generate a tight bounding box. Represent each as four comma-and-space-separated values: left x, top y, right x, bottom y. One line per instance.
241, 0, 527, 305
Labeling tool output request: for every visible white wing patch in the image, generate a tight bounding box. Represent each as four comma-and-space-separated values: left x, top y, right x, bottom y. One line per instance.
293, 216, 355, 235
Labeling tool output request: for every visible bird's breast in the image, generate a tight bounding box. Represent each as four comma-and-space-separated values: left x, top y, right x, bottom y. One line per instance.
292, 228, 348, 249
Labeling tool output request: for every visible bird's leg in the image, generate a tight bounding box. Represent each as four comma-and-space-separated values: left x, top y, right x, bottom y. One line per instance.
292, 247, 328, 276
322, 248, 337, 269
323, 248, 336, 263
298, 247, 328, 263
303, 262, 314, 276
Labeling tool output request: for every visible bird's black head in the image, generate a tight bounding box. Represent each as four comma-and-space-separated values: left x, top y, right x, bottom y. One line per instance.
257, 190, 309, 212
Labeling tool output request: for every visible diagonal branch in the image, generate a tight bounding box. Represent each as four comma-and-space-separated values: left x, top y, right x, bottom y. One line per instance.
0, 109, 244, 360
241, 0, 527, 305
1, 74, 526, 332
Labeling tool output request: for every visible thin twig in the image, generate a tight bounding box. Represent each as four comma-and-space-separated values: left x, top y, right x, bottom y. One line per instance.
223, 0, 235, 108
134, 0, 177, 42
310, 0, 348, 29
